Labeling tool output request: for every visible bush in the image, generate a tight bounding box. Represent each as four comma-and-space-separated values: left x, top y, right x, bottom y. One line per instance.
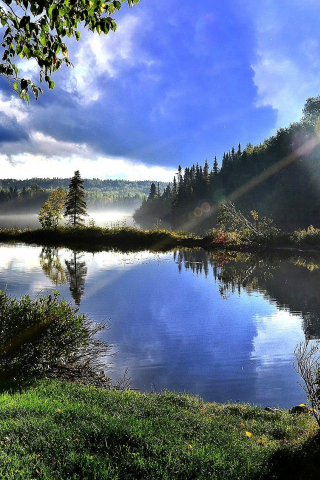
215, 203, 281, 246
293, 341, 320, 427
290, 226, 320, 246
205, 228, 241, 246
0, 290, 110, 382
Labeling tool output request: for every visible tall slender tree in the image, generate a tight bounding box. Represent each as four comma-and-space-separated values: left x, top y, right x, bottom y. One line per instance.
64, 171, 87, 227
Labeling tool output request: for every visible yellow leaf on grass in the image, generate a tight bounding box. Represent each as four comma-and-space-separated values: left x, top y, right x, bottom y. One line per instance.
245, 431, 252, 438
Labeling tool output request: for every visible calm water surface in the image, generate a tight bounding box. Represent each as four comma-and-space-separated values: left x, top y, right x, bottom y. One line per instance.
0, 243, 317, 408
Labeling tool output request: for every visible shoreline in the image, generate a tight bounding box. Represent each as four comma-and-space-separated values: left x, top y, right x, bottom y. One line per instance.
0, 225, 319, 255
0, 378, 317, 479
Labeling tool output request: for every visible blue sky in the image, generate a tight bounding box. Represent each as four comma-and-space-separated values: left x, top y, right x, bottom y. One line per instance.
0, 0, 320, 180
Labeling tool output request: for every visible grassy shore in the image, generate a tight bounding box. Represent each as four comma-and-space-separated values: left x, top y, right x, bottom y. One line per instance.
0, 224, 320, 252
0, 379, 317, 479
0, 225, 202, 252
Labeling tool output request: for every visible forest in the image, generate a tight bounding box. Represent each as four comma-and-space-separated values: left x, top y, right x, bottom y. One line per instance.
134, 97, 320, 233
0, 178, 167, 215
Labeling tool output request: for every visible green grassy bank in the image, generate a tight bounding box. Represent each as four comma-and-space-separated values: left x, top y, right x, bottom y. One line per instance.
0, 226, 201, 252
1, 224, 320, 252
0, 379, 317, 480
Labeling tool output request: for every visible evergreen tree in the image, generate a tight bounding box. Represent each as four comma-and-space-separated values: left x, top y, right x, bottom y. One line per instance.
213, 156, 219, 175
237, 142, 242, 158
148, 183, 157, 200
64, 171, 88, 227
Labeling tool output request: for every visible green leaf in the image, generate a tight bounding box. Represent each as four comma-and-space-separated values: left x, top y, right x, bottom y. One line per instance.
13, 81, 18, 91
40, 33, 47, 47
48, 4, 57, 20
75, 30, 80, 41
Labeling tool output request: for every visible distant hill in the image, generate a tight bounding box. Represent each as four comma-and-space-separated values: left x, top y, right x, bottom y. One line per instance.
0, 178, 169, 215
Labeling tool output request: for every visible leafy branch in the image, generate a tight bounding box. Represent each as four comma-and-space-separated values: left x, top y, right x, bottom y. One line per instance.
0, 0, 139, 101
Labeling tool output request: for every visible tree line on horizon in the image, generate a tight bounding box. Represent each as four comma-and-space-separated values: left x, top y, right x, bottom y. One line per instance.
0, 178, 167, 215
134, 96, 320, 232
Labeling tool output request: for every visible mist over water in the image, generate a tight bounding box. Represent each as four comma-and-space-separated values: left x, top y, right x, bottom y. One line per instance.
0, 210, 137, 230
88, 210, 136, 228
0, 214, 40, 229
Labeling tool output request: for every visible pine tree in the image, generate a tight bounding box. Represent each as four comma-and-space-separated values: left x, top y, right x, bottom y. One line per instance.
213, 156, 219, 175
64, 171, 88, 227
148, 183, 157, 200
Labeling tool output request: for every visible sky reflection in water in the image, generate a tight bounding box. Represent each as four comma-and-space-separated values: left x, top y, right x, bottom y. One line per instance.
0, 244, 308, 408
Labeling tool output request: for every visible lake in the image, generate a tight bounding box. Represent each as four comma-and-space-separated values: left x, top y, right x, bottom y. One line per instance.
0, 243, 317, 408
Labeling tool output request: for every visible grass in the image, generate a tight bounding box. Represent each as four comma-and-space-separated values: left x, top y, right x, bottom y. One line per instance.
0, 225, 202, 252
2, 224, 320, 253
0, 379, 317, 479
1, 224, 320, 252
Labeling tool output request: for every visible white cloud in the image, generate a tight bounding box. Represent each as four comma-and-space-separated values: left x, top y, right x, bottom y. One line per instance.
252, 309, 304, 364
68, 13, 151, 103
0, 136, 175, 181
0, 93, 28, 122
30, 131, 91, 157
249, 0, 320, 128
252, 53, 315, 128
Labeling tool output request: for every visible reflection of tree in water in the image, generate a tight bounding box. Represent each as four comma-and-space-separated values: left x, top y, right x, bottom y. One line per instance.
174, 249, 274, 298
39, 247, 66, 285
65, 251, 87, 306
39, 248, 87, 306
174, 249, 320, 339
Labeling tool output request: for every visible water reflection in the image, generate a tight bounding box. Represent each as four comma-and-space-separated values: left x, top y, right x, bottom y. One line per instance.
40, 247, 87, 305
39, 247, 66, 285
1, 244, 320, 406
65, 252, 87, 306
175, 249, 320, 340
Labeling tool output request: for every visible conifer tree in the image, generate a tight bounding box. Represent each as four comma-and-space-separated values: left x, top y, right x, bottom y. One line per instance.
64, 171, 87, 227
148, 183, 157, 200
213, 156, 219, 175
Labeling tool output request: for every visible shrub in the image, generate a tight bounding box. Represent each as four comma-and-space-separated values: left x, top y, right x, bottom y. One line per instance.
290, 226, 320, 246
216, 203, 281, 246
293, 341, 320, 427
0, 290, 109, 382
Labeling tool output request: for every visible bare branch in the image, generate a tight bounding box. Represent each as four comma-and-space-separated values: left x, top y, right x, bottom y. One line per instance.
293, 340, 320, 427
